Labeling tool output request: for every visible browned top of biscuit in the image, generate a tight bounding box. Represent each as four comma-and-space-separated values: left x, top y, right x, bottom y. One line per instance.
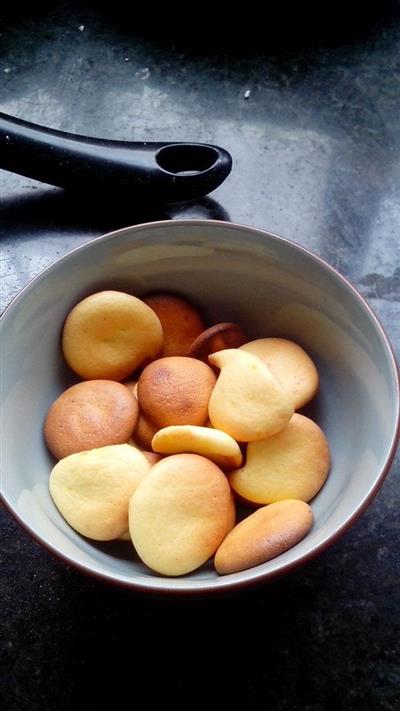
137, 356, 217, 427
187, 323, 247, 362
215, 500, 313, 574
44, 379, 138, 459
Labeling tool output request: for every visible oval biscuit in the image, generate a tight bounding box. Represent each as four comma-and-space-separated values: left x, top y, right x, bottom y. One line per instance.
229, 413, 330, 504
215, 500, 314, 574
129, 453, 236, 576
50, 444, 151, 541
152, 425, 242, 469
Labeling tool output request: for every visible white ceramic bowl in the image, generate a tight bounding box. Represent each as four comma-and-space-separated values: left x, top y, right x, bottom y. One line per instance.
1, 220, 399, 595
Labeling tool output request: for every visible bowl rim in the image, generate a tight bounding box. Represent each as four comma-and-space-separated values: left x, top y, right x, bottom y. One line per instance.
1, 218, 399, 596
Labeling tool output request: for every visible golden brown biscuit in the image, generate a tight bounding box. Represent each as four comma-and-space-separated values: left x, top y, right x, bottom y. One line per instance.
208, 349, 294, 441
62, 290, 163, 381
137, 356, 216, 427
50, 444, 150, 540
131, 413, 159, 450
123, 381, 159, 451
229, 414, 330, 504
240, 338, 319, 409
143, 293, 205, 357
44, 380, 139, 460
152, 425, 242, 469
214, 500, 313, 574
129, 454, 236, 576
187, 323, 247, 362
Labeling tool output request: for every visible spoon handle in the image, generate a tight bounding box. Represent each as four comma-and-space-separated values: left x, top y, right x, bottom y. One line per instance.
0, 113, 232, 202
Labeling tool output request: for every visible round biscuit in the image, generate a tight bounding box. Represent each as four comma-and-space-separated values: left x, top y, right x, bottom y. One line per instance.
137, 356, 216, 427
62, 290, 163, 380
143, 293, 205, 357
240, 338, 319, 409
44, 379, 138, 459
229, 413, 330, 504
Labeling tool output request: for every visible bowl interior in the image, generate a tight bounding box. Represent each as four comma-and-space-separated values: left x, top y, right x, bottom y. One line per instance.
2, 221, 398, 594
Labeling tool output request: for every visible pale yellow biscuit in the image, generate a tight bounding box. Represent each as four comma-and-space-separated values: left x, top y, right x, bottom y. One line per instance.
215, 500, 313, 574
49, 444, 150, 541
62, 290, 163, 381
208, 349, 294, 441
229, 414, 330, 504
129, 454, 236, 576
240, 338, 319, 409
152, 425, 242, 469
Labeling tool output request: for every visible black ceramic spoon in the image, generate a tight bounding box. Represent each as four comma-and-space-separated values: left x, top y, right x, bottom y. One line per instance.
0, 113, 232, 202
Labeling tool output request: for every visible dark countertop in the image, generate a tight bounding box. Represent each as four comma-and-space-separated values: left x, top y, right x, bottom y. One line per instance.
1, 4, 399, 709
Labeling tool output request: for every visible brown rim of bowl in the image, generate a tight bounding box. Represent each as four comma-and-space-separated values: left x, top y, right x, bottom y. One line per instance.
1, 219, 399, 597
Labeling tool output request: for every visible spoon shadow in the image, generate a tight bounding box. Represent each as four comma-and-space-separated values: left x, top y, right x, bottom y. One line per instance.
0, 187, 231, 239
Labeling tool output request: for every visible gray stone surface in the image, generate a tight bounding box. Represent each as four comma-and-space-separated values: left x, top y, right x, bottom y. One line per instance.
1, 4, 399, 709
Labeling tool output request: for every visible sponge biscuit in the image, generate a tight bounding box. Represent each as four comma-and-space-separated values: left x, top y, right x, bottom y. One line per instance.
62, 290, 163, 381
129, 454, 236, 576
215, 500, 313, 574
44, 380, 138, 459
49, 444, 150, 540
137, 356, 216, 427
229, 414, 330, 504
240, 338, 319, 409
143, 293, 205, 357
208, 349, 294, 441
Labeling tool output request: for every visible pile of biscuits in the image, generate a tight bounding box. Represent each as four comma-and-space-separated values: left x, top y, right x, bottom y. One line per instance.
45, 290, 330, 577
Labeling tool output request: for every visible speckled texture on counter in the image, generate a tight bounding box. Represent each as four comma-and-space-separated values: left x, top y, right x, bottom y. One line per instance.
1, 3, 399, 709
